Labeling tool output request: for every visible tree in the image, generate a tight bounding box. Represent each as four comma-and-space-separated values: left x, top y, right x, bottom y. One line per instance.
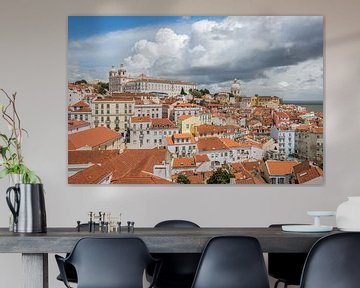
177, 174, 191, 184
200, 88, 210, 95
74, 79, 87, 85
97, 82, 109, 95
180, 87, 187, 95
207, 169, 234, 184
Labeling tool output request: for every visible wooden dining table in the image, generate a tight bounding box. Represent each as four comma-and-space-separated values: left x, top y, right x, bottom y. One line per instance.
0, 226, 339, 288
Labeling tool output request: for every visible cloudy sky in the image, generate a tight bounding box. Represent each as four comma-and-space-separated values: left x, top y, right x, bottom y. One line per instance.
68, 16, 323, 101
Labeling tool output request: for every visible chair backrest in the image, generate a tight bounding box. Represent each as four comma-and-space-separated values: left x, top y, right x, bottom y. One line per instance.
191, 236, 270, 288
153, 220, 201, 281
155, 220, 200, 228
67, 237, 153, 288
268, 224, 308, 285
300, 232, 360, 288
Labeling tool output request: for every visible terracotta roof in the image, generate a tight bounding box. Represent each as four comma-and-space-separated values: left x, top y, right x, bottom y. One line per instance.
68, 150, 120, 165
242, 160, 263, 173
173, 133, 193, 139
197, 137, 228, 152
275, 111, 290, 118
102, 148, 171, 184
113, 175, 173, 184
311, 127, 323, 134
68, 164, 112, 184
293, 161, 323, 184
68, 120, 90, 130
151, 118, 176, 128
296, 166, 323, 184
69, 148, 172, 184
166, 136, 174, 145
296, 124, 311, 132
195, 124, 241, 135
175, 103, 201, 108
131, 116, 151, 123
70, 107, 92, 113
178, 115, 192, 121
68, 127, 121, 150
172, 157, 196, 168
220, 138, 242, 148
266, 160, 298, 175
71, 101, 89, 108
194, 154, 209, 163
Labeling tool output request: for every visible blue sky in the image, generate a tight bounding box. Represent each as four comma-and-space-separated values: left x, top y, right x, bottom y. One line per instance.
68, 16, 225, 41
68, 16, 323, 101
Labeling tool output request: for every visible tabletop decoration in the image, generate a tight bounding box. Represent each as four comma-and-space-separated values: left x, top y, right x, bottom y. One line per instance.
0, 88, 47, 233
336, 197, 360, 231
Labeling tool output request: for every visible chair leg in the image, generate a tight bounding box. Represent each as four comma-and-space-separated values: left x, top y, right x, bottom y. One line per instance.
274, 280, 281, 288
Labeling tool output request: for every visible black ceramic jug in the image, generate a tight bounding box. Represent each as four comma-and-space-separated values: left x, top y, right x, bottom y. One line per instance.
6, 183, 47, 233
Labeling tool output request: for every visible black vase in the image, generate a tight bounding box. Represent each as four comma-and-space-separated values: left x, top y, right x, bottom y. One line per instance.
6, 183, 47, 233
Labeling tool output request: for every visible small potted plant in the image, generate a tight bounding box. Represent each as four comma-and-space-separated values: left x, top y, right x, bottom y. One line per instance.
0, 88, 46, 233
0, 89, 40, 183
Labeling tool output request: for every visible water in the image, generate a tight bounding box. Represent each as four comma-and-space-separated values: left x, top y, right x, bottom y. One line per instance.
284, 101, 323, 112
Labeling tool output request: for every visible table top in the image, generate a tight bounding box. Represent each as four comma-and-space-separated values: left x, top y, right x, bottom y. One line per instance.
0, 227, 340, 254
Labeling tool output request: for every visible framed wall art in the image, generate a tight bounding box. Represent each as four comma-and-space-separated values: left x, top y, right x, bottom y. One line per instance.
67, 16, 324, 185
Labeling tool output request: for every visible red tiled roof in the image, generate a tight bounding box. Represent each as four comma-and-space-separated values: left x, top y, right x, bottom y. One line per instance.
266, 160, 298, 175
274, 111, 290, 118
173, 133, 193, 139
195, 124, 240, 135
68, 127, 121, 150
151, 118, 176, 128
71, 101, 89, 108
68, 150, 120, 165
296, 166, 323, 184
197, 137, 228, 152
172, 157, 196, 168
178, 115, 192, 121
194, 154, 209, 163
68, 120, 90, 130
131, 116, 151, 123
175, 103, 201, 108
68, 164, 112, 184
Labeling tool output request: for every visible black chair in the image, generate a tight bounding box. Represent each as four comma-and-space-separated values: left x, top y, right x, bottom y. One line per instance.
191, 236, 270, 288
268, 224, 308, 288
55, 237, 160, 288
147, 220, 201, 288
300, 232, 360, 288
56, 223, 99, 284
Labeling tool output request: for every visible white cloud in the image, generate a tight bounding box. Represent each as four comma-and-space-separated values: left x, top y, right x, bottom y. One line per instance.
68, 16, 323, 100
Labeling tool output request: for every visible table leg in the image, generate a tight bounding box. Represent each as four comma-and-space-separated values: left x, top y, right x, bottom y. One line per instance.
22, 253, 48, 288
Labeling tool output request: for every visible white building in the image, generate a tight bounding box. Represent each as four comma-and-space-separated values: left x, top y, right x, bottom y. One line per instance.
91, 96, 135, 136
230, 79, 241, 96
172, 103, 202, 122
109, 64, 196, 96
68, 101, 92, 122
134, 99, 163, 119
129, 116, 178, 149
196, 137, 263, 168
270, 126, 295, 160
166, 133, 197, 158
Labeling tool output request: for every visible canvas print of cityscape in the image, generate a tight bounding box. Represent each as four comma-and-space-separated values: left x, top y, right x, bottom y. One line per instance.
68, 16, 324, 185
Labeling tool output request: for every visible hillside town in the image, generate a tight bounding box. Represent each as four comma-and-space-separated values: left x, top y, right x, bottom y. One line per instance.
68, 64, 324, 185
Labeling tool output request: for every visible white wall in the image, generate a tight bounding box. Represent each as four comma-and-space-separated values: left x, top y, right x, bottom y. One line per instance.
1, 0, 360, 287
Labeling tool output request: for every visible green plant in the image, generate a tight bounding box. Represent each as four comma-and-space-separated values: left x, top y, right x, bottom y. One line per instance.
207, 168, 233, 184
0, 89, 41, 183
176, 174, 191, 184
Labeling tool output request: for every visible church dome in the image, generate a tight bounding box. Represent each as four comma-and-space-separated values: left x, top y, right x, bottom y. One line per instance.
231, 79, 241, 95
